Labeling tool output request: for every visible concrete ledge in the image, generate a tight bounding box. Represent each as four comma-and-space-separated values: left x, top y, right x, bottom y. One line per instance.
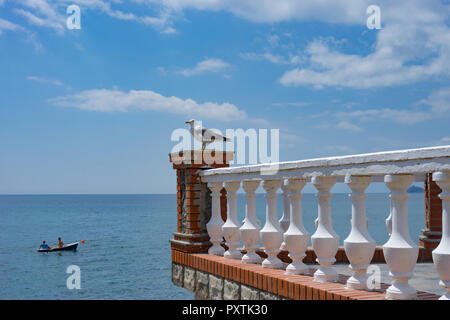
200, 145, 450, 182
172, 250, 440, 300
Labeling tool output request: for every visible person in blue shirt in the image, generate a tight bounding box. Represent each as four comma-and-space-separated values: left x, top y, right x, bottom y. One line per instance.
39, 241, 50, 250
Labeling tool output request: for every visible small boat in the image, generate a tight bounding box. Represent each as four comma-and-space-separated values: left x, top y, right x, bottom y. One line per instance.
37, 242, 79, 253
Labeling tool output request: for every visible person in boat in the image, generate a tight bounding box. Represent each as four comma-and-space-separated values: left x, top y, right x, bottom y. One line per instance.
39, 241, 50, 250
58, 237, 64, 248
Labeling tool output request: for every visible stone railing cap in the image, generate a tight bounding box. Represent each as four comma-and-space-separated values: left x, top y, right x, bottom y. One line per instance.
199, 145, 450, 178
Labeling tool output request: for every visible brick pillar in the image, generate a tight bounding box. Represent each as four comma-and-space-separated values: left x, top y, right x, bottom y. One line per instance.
169, 150, 233, 253
419, 173, 442, 258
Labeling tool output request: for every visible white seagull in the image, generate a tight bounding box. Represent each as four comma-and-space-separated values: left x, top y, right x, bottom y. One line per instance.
185, 119, 229, 150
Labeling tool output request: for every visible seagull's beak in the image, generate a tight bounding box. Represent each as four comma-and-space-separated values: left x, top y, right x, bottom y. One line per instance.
185, 121, 190, 124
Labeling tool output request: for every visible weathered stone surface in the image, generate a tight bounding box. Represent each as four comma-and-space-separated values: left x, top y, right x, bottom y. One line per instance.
223, 280, 240, 300
209, 275, 223, 300
240, 285, 260, 300
260, 291, 280, 300
172, 263, 184, 287
184, 267, 196, 292
195, 271, 209, 300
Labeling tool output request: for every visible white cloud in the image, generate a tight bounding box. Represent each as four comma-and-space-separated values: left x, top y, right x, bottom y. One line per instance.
49, 88, 247, 121
336, 121, 363, 132
178, 58, 230, 76
13, 0, 174, 34
240, 52, 302, 65
154, 0, 370, 24
337, 108, 432, 125
0, 17, 42, 51
280, 1, 450, 89
0, 17, 25, 35
267, 34, 280, 47
27, 75, 64, 86
14, 0, 66, 34
417, 87, 450, 114
312, 105, 436, 126
316, 120, 364, 132
8, 0, 450, 89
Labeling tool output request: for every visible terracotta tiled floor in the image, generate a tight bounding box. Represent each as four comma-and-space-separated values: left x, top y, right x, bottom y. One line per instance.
172, 250, 441, 300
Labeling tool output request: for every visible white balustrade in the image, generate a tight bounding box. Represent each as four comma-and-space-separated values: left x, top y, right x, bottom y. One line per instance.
222, 181, 242, 259
283, 178, 309, 275
241, 180, 262, 264
206, 181, 225, 256
432, 171, 450, 300
386, 211, 393, 235
199, 145, 450, 299
311, 176, 339, 282
383, 174, 418, 300
260, 179, 284, 269
279, 181, 290, 251
344, 175, 376, 290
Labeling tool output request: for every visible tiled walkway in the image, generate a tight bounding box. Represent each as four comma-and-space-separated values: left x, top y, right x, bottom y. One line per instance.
172, 250, 442, 300
333, 262, 444, 296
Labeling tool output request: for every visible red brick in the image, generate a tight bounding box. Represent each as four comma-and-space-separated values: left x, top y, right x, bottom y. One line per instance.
257, 273, 263, 290
289, 282, 295, 299
313, 288, 320, 300
306, 286, 313, 300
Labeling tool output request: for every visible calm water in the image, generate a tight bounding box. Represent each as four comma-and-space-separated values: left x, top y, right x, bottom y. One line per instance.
0, 193, 425, 299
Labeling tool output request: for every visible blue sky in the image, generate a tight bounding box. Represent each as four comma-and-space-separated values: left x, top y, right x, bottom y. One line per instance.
1, 0, 449, 194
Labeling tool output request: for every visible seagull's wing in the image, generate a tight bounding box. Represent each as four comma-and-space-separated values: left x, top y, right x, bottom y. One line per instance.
202, 128, 229, 142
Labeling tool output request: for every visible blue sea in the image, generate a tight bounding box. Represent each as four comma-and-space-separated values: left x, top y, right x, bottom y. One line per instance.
0, 193, 426, 299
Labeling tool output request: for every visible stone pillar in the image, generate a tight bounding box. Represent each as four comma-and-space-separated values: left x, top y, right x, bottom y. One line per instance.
311, 176, 339, 283
241, 180, 262, 264
260, 179, 284, 269
207, 181, 226, 256
169, 150, 233, 253
383, 174, 418, 300
222, 181, 242, 259
432, 171, 450, 300
284, 178, 309, 275
344, 175, 376, 290
419, 173, 442, 257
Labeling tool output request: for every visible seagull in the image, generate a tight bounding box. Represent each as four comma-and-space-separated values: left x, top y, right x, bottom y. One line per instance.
185, 119, 230, 150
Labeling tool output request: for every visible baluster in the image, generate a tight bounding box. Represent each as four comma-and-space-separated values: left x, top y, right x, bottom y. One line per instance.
241, 180, 262, 264
222, 181, 242, 259
383, 174, 418, 300
260, 179, 284, 269
344, 175, 376, 290
311, 176, 339, 282
386, 211, 393, 235
432, 171, 450, 300
279, 182, 290, 251
284, 178, 309, 275
206, 181, 226, 256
